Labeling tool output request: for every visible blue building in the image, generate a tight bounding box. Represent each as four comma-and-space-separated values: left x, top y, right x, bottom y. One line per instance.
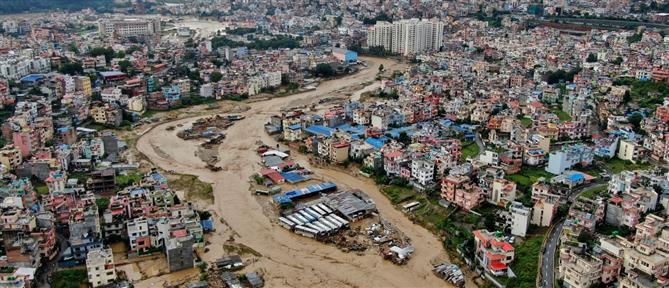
333, 48, 358, 63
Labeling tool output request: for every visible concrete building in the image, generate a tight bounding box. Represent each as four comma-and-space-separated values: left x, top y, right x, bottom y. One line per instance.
617, 139, 646, 164
509, 202, 531, 237
127, 218, 151, 253
546, 144, 594, 175
367, 18, 444, 56
473, 229, 515, 277
98, 18, 161, 37
0, 145, 22, 170
559, 249, 603, 288
166, 232, 194, 272
532, 194, 559, 227
490, 178, 516, 207
410, 158, 434, 186
86, 248, 117, 288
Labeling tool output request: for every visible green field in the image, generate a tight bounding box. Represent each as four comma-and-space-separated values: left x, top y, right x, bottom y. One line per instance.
601, 158, 651, 174
550, 108, 572, 121
506, 166, 553, 188
461, 141, 480, 161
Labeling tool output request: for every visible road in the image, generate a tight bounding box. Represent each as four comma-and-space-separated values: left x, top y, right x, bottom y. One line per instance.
135, 57, 479, 288
540, 221, 563, 288
538, 181, 607, 288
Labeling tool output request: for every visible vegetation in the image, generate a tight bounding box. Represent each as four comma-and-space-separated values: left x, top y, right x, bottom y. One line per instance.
461, 141, 480, 161
116, 173, 143, 188
601, 158, 651, 174
506, 166, 553, 191
35, 185, 49, 195
362, 12, 392, 24
580, 185, 608, 199
312, 63, 335, 77
586, 53, 598, 63
627, 31, 643, 44
0, 0, 126, 14
545, 67, 581, 84
210, 71, 223, 83
226, 27, 257, 35
169, 174, 214, 203
550, 108, 572, 121
58, 62, 84, 75
96, 197, 109, 215
499, 235, 545, 288
520, 117, 532, 127
613, 77, 669, 109
50, 269, 87, 288
380, 185, 416, 204
211, 35, 300, 50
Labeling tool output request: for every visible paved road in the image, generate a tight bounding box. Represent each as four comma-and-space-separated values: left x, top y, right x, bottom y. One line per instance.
541, 221, 563, 288
538, 181, 607, 287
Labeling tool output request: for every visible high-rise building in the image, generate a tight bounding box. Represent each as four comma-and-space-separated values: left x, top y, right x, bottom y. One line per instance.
366, 18, 444, 56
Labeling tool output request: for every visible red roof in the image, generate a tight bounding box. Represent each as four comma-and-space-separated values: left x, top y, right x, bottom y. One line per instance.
490, 261, 508, 271
171, 229, 188, 238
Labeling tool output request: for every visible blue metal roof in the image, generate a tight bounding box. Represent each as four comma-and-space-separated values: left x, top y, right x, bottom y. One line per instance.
365, 137, 386, 149
20, 74, 45, 82
287, 124, 302, 130
272, 181, 337, 205
304, 125, 334, 137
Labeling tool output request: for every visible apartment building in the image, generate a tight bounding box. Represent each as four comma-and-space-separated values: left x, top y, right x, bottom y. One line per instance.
509, 202, 531, 237
86, 248, 117, 288
490, 178, 517, 207
367, 18, 444, 56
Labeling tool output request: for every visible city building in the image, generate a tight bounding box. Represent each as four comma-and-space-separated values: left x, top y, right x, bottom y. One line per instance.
86, 248, 117, 288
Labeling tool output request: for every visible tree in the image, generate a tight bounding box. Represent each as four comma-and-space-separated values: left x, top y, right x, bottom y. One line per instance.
398, 131, 411, 145
378, 64, 385, 73
313, 63, 335, 77
117, 60, 132, 73
586, 53, 597, 63
628, 113, 643, 132
58, 62, 83, 75
210, 71, 223, 83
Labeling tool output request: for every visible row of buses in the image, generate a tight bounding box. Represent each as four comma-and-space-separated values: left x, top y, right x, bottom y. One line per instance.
278, 203, 350, 238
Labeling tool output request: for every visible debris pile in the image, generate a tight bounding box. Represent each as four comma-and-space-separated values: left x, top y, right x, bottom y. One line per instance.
433, 263, 465, 287
177, 115, 235, 140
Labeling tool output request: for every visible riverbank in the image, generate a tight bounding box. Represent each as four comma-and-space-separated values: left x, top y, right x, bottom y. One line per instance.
133, 56, 478, 287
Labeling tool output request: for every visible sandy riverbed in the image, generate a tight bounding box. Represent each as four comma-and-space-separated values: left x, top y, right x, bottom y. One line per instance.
135, 57, 476, 287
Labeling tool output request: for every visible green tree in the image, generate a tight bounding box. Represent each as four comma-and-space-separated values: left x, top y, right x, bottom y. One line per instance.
586, 53, 597, 63
58, 62, 83, 75
117, 60, 132, 73
398, 131, 411, 145
313, 63, 335, 77
210, 71, 223, 82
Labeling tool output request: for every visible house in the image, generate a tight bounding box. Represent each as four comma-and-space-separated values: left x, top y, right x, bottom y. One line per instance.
329, 142, 350, 163
473, 229, 515, 277
617, 139, 647, 164
490, 179, 516, 207
127, 218, 151, 253
86, 248, 117, 288
441, 175, 483, 211
410, 158, 434, 186
284, 124, 303, 141
532, 194, 559, 227
559, 249, 603, 288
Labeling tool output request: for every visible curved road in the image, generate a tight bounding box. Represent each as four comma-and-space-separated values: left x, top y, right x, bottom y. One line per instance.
136, 57, 473, 288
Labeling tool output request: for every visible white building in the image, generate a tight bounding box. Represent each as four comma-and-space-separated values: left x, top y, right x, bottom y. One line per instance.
367, 18, 444, 56
509, 202, 531, 237
0, 54, 50, 80
545, 144, 594, 175
127, 217, 150, 253
411, 158, 434, 186
100, 88, 124, 104
98, 18, 161, 37
86, 248, 117, 288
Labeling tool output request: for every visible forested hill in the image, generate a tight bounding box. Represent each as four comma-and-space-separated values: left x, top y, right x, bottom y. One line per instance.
0, 0, 123, 14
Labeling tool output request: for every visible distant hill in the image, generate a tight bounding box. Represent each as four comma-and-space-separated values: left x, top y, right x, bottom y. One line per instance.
0, 0, 122, 15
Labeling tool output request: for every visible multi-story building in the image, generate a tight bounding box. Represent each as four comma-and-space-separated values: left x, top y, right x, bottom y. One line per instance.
98, 18, 161, 37
617, 139, 647, 164
490, 178, 517, 207
410, 158, 434, 186
86, 248, 117, 288
473, 229, 515, 277
559, 249, 603, 288
367, 18, 445, 56
127, 217, 151, 253
509, 202, 531, 237
441, 175, 483, 211
0, 145, 22, 170
546, 144, 594, 175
